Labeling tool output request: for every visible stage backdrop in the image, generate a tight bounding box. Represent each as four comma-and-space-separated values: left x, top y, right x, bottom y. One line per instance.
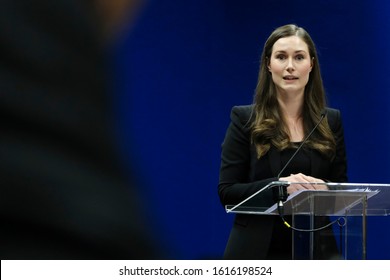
112, 0, 390, 259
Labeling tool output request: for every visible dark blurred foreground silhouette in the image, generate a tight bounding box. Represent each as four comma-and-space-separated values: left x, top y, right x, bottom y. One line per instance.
0, 0, 162, 259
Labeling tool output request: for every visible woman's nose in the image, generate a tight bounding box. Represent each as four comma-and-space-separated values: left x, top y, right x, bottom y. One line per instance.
286, 58, 294, 71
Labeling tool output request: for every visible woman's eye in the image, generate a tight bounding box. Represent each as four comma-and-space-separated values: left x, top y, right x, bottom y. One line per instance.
295, 55, 304, 60
276, 55, 286, 60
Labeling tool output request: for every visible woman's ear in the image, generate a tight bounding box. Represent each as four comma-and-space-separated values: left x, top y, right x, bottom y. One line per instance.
266, 57, 271, 72
310, 57, 314, 71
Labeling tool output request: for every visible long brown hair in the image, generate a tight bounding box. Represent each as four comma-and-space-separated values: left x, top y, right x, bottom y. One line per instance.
250, 24, 336, 159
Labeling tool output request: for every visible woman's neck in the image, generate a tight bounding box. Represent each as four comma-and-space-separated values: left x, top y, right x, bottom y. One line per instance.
277, 92, 305, 142
277, 94, 304, 120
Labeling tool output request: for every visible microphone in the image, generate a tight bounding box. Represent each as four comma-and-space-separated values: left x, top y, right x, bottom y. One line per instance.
273, 109, 328, 203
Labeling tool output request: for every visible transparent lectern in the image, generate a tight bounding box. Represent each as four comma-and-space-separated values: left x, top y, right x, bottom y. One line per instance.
225, 181, 390, 260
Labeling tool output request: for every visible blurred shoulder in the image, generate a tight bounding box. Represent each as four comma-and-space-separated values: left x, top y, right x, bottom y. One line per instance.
325, 107, 342, 121
325, 107, 344, 131
230, 105, 254, 124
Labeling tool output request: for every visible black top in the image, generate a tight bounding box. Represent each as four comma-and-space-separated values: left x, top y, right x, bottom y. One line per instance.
279, 143, 311, 177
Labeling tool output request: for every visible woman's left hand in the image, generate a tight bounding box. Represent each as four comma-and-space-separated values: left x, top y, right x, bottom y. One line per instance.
279, 173, 328, 195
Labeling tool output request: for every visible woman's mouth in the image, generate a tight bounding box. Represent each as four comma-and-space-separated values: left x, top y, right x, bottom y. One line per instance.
283, 75, 298, 80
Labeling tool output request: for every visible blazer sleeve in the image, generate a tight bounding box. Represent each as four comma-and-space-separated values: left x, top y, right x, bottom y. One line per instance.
327, 108, 348, 183
218, 105, 276, 207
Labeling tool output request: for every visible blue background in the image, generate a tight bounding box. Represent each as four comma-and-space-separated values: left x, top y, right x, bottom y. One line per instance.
112, 0, 390, 259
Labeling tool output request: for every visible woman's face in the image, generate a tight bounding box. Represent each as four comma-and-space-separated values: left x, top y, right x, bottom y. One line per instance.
268, 35, 313, 96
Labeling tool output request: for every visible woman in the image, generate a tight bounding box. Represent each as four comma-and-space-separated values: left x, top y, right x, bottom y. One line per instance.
218, 24, 347, 259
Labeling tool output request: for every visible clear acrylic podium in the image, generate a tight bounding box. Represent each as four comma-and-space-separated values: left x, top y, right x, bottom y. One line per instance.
225, 181, 390, 259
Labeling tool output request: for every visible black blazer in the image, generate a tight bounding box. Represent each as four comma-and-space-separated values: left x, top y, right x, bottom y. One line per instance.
218, 105, 348, 259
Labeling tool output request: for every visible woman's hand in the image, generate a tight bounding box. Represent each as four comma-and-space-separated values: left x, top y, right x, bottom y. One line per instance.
279, 173, 328, 195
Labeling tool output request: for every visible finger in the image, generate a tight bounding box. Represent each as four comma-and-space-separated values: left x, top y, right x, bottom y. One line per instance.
287, 185, 301, 194
303, 175, 327, 190
292, 174, 315, 189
